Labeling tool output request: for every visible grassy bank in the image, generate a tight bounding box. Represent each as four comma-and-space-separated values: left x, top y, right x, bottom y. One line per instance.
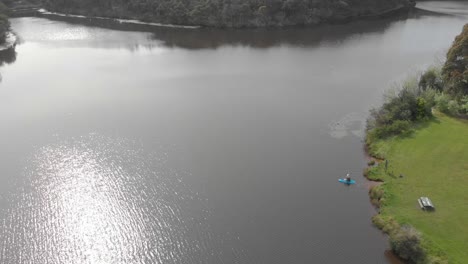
367, 112, 468, 263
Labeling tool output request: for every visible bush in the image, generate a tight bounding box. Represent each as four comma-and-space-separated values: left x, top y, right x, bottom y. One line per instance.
460, 96, 468, 114
364, 165, 385, 181
0, 14, 9, 44
373, 120, 411, 138
447, 100, 460, 115
416, 97, 431, 120
369, 185, 385, 207
367, 75, 435, 140
419, 67, 443, 92
390, 226, 426, 264
420, 88, 438, 109
435, 93, 450, 113
372, 214, 399, 235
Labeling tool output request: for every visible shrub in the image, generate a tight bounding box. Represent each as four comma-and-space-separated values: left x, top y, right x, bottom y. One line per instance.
367, 75, 433, 140
460, 96, 468, 114
447, 100, 460, 115
372, 214, 399, 235
369, 185, 385, 207
390, 226, 426, 264
373, 120, 411, 138
435, 93, 450, 113
420, 88, 438, 109
416, 97, 431, 120
364, 165, 384, 181
419, 67, 443, 92
0, 14, 9, 44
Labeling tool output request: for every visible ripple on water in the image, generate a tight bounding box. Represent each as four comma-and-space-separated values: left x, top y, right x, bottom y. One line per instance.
328, 112, 367, 139
0, 134, 246, 263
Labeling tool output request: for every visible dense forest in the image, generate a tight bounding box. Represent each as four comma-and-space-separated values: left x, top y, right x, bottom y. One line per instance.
442, 23, 468, 97
0, 1, 10, 43
42, 0, 415, 27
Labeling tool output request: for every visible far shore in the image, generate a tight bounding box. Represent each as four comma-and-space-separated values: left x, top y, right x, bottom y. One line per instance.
36, 9, 201, 29
13, 4, 416, 31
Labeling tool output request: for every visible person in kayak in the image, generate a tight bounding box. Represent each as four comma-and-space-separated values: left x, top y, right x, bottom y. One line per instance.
345, 173, 351, 182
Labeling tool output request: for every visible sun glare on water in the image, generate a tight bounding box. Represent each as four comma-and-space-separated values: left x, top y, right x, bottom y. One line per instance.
0, 135, 237, 263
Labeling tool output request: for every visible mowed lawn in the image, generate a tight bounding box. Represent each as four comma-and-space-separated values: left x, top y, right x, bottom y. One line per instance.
378, 113, 468, 263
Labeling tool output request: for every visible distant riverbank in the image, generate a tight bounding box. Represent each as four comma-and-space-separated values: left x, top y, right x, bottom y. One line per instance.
32, 5, 414, 30
36, 9, 200, 29
42, 0, 415, 28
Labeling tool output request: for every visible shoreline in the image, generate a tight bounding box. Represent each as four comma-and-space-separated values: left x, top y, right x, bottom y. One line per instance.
36, 9, 201, 29
363, 142, 405, 264
363, 112, 468, 263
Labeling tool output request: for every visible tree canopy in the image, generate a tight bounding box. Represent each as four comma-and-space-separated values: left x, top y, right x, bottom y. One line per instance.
0, 1, 10, 43
442, 23, 468, 97
43, 0, 414, 28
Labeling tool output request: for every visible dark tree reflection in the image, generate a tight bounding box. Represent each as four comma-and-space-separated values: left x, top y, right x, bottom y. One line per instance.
0, 46, 17, 82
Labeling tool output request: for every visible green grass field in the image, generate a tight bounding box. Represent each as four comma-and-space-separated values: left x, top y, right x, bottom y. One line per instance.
369, 113, 468, 263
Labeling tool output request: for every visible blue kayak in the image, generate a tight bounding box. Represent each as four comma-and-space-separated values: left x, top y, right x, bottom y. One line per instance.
339, 179, 356, 184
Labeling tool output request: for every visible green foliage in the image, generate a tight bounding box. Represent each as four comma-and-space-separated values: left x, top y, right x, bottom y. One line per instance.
372, 120, 411, 139
372, 214, 400, 234
0, 2, 10, 44
419, 66, 443, 92
43, 0, 414, 27
419, 88, 438, 109
460, 96, 468, 114
367, 75, 434, 141
0, 1, 9, 15
447, 100, 460, 115
435, 93, 450, 114
390, 226, 426, 264
369, 184, 385, 207
416, 97, 430, 120
442, 24, 468, 97
433, 91, 467, 116
366, 25, 468, 263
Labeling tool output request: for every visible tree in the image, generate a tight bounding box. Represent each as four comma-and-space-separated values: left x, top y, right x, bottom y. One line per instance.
43, 0, 415, 28
442, 24, 468, 97
0, 16, 8, 41
390, 226, 425, 264
419, 67, 443, 92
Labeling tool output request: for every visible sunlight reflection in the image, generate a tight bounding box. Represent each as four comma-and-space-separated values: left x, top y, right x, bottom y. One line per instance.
0, 135, 240, 263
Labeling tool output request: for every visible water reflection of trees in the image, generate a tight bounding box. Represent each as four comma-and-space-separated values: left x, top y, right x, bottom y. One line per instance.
0, 46, 17, 82
150, 8, 449, 49
0, 47, 17, 65
35, 8, 446, 50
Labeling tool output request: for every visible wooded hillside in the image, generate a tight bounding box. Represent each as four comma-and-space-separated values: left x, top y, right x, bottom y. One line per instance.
43, 0, 415, 27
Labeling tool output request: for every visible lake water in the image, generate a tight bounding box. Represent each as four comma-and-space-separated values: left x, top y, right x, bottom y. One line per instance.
0, 1, 466, 263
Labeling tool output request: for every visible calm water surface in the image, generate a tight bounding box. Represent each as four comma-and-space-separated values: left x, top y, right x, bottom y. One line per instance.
0, 1, 467, 263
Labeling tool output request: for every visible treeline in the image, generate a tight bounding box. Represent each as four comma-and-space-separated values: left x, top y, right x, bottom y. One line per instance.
0, 1, 10, 43
42, 0, 414, 27
367, 23, 468, 142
